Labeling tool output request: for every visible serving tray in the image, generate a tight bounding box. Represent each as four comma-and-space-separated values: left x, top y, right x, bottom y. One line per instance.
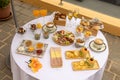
72, 60, 99, 71
16, 40, 48, 58
65, 50, 91, 59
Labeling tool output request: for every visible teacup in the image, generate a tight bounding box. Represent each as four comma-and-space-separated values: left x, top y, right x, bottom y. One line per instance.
93, 38, 104, 49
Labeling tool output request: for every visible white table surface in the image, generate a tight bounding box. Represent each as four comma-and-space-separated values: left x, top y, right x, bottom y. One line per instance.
10, 13, 109, 80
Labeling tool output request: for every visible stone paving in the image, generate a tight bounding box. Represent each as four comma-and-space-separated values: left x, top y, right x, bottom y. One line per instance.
0, 0, 120, 80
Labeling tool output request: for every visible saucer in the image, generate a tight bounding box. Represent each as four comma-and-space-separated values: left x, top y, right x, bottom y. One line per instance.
42, 24, 57, 33
89, 41, 106, 52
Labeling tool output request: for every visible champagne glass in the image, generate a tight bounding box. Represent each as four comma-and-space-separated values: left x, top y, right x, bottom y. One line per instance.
67, 11, 73, 27
73, 8, 79, 27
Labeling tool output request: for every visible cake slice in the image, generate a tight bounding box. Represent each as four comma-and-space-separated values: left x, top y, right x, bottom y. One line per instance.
50, 47, 62, 68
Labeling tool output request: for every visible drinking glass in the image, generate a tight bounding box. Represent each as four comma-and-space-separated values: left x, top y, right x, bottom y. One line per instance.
33, 10, 40, 18
39, 9, 48, 25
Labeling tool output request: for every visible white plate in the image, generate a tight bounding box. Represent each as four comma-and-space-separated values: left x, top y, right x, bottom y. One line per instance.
89, 41, 106, 52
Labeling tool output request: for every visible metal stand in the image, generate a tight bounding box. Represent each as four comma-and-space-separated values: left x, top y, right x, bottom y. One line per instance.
10, 0, 19, 29
59, 0, 63, 5
6, 0, 19, 69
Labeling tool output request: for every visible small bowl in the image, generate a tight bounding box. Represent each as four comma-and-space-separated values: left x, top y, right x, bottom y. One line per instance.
75, 39, 85, 48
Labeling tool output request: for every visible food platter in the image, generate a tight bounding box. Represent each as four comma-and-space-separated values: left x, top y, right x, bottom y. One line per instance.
16, 40, 48, 58
72, 59, 99, 71
65, 47, 90, 59
89, 41, 106, 52
52, 30, 75, 46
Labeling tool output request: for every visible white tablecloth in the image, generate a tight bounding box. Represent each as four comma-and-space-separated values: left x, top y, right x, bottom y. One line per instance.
10, 13, 109, 80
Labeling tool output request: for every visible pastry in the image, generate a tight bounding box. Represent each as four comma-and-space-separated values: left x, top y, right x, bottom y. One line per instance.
30, 24, 37, 31
76, 25, 84, 33
84, 31, 92, 38
79, 47, 89, 58
27, 46, 34, 52
17, 27, 26, 34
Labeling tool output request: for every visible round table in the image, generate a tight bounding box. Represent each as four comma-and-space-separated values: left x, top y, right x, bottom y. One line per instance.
10, 13, 109, 80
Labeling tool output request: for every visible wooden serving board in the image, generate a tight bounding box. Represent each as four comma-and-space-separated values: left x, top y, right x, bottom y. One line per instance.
50, 47, 62, 68
65, 50, 91, 59
72, 60, 99, 71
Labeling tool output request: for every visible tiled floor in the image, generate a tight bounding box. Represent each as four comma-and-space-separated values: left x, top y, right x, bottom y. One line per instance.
0, 0, 120, 80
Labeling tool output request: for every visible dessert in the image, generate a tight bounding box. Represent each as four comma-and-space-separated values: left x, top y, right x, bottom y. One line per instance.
36, 49, 43, 55
84, 31, 92, 39
90, 18, 103, 27
80, 17, 90, 27
54, 12, 66, 20
36, 42, 44, 49
79, 47, 89, 58
36, 23, 42, 29
27, 46, 34, 52
76, 25, 84, 33
17, 27, 26, 34
75, 38, 85, 48
25, 40, 32, 47
54, 12, 66, 26
52, 30, 75, 46
30, 24, 37, 31
17, 46, 25, 52
50, 47, 62, 68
